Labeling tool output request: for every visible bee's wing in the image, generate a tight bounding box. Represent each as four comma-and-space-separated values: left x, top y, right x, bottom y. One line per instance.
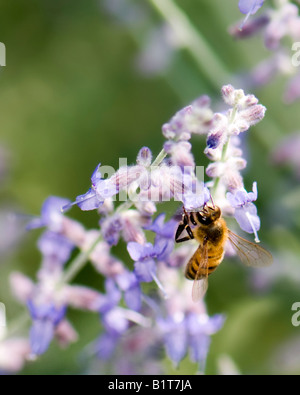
227, 229, 273, 267
190, 244, 209, 302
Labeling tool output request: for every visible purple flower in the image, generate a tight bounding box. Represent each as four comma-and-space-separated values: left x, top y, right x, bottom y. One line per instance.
98, 278, 122, 314
147, 213, 177, 240
102, 307, 129, 335
115, 270, 142, 312
136, 146, 152, 167
146, 213, 177, 261
97, 305, 134, 361
239, 0, 265, 29
164, 141, 195, 168
207, 131, 223, 149
264, 3, 299, 51
100, 210, 147, 247
96, 332, 120, 360
162, 106, 193, 141
62, 285, 104, 312
239, 0, 264, 16
158, 316, 188, 366
182, 182, 211, 212
227, 182, 258, 207
28, 301, 66, 356
100, 215, 123, 246
158, 312, 225, 370
227, 182, 261, 241
186, 313, 224, 371
37, 231, 74, 266
27, 196, 71, 232
127, 241, 167, 296
128, 242, 157, 283
63, 164, 116, 212
162, 96, 214, 141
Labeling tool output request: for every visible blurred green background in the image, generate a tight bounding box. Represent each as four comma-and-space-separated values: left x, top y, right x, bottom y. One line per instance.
1, 0, 300, 375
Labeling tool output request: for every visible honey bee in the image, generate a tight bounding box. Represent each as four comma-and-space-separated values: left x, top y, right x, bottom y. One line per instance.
175, 205, 273, 302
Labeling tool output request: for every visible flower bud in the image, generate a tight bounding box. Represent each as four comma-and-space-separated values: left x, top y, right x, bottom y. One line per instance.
136, 147, 152, 167
10, 272, 34, 303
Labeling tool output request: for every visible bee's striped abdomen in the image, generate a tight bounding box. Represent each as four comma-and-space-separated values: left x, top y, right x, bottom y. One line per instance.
185, 248, 224, 280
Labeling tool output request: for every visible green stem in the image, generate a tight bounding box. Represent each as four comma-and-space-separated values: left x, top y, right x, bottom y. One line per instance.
148, 0, 231, 89
60, 234, 103, 284
221, 138, 230, 162
151, 148, 167, 167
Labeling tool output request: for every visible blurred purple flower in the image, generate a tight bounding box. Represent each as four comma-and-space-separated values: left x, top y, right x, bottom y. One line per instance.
186, 313, 224, 370
264, 3, 299, 51
0, 338, 30, 373
62, 285, 104, 312
135, 24, 176, 77
28, 301, 66, 356
239, 0, 265, 16
55, 320, 78, 349
115, 270, 142, 312
0, 210, 24, 257
96, 332, 120, 360
158, 316, 187, 366
96, 306, 131, 360
284, 72, 300, 104
10, 272, 34, 304
28, 196, 71, 232
128, 242, 157, 283
98, 278, 122, 314
37, 231, 74, 266
239, 0, 265, 29
102, 307, 129, 335
229, 14, 269, 38
158, 312, 225, 370
272, 132, 300, 178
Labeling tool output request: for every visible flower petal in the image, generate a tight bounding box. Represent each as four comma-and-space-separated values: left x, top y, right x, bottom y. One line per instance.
29, 319, 55, 356
134, 259, 156, 283
76, 189, 103, 211
239, 0, 264, 15
124, 283, 142, 312
91, 163, 102, 187
234, 203, 261, 234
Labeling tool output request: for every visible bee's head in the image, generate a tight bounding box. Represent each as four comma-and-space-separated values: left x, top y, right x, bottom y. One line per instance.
197, 205, 221, 225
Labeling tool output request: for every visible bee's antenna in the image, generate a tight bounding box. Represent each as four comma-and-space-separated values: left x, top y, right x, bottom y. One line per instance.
209, 191, 216, 209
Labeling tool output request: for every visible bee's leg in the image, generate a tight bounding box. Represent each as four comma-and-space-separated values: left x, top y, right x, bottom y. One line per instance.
175, 231, 191, 243
189, 212, 197, 226
175, 215, 194, 243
